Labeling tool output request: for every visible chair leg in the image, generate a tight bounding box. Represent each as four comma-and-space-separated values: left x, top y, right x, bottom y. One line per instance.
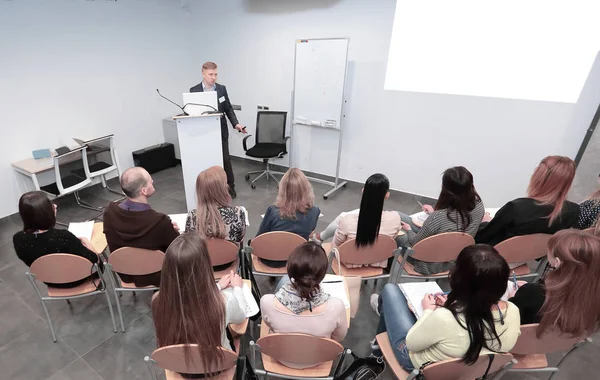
113, 289, 126, 332
251, 171, 268, 185
104, 289, 118, 333
74, 191, 104, 211
40, 300, 58, 342
65, 299, 71, 305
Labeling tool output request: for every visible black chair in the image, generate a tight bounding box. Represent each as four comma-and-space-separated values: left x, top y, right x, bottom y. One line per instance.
243, 111, 289, 189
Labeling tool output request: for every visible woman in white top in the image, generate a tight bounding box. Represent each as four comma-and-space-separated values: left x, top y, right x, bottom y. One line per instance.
152, 234, 246, 377
261, 242, 348, 368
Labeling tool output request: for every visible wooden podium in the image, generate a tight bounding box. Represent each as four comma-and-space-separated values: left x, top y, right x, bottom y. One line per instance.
172, 114, 223, 211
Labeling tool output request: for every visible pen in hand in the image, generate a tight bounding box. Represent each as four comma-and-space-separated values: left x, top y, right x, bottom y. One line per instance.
512, 271, 519, 290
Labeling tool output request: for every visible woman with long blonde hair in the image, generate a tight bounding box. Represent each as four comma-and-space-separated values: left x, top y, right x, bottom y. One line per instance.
152, 234, 246, 378
185, 166, 246, 268
256, 168, 320, 267
509, 229, 600, 338
476, 155, 579, 246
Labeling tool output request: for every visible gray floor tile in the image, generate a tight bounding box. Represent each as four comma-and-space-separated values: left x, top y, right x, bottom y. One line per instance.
46, 358, 104, 380
83, 315, 157, 380
0, 324, 78, 380
0, 281, 46, 348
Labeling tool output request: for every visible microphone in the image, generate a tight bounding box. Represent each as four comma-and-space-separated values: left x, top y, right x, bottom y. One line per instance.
182, 102, 220, 114
156, 89, 188, 116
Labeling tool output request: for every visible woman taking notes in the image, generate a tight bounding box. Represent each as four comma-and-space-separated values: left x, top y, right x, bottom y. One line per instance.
256, 168, 320, 267
261, 243, 348, 368
13, 191, 101, 288
185, 166, 246, 270
476, 156, 579, 246
373, 244, 520, 372
509, 229, 600, 335
397, 166, 485, 274
332, 173, 401, 268
152, 234, 247, 372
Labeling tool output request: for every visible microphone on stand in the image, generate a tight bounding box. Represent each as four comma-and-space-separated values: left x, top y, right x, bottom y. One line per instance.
156, 89, 188, 116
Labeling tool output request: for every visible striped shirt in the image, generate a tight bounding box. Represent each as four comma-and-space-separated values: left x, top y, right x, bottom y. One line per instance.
407, 200, 485, 274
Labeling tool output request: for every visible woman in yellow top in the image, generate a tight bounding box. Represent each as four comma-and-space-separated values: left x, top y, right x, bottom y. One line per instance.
373, 244, 521, 371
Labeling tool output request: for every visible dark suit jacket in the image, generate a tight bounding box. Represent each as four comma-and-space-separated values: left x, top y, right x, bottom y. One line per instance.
189, 82, 239, 140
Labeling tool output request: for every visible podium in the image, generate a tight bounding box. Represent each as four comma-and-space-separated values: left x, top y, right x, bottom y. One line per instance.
172, 114, 223, 211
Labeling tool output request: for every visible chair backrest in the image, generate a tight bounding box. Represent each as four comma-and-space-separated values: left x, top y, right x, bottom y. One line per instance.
337, 236, 397, 265
510, 324, 585, 355
422, 353, 514, 380
108, 247, 165, 275
152, 344, 237, 375
30, 253, 95, 284
255, 111, 287, 146
206, 238, 239, 266
256, 333, 343, 367
250, 231, 306, 261
84, 134, 120, 177
494, 234, 552, 263
411, 232, 475, 262
53, 146, 92, 194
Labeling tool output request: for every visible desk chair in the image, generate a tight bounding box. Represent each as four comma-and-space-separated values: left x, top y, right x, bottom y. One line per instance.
493, 234, 552, 280
245, 231, 306, 279
376, 333, 515, 379
105, 247, 164, 332
508, 323, 592, 379
206, 238, 240, 280
242, 111, 289, 189
25, 254, 117, 342
40, 146, 104, 219
145, 344, 238, 380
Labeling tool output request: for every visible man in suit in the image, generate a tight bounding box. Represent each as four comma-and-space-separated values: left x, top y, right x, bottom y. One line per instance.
190, 61, 246, 199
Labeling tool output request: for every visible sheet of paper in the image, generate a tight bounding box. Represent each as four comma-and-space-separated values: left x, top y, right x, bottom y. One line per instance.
68, 221, 94, 241
411, 211, 429, 223
221, 284, 260, 318
321, 274, 350, 309
168, 213, 188, 233
399, 282, 443, 319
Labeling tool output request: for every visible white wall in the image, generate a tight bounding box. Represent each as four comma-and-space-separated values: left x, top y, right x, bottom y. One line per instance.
0, 0, 193, 217
186, 0, 596, 207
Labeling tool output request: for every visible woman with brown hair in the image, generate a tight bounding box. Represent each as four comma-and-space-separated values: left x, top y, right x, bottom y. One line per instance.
260, 242, 348, 368
509, 229, 600, 338
256, 168, 320, 267
13, 191, 100, 288
152, 234, 246, 376
185, 166, 246, 269
476, 156, 579, 246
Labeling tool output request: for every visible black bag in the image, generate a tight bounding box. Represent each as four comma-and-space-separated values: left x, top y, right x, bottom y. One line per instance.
334, 352, 386, 380
239, 248, 262, 321
235, 355, 259, 380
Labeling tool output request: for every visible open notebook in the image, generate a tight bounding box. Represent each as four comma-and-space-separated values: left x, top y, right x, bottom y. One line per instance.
398, 282, 443, 319
221, 283, 260, 318
320, 274, 350, 309
68, 221, 94, 241
411, 211, 429, 224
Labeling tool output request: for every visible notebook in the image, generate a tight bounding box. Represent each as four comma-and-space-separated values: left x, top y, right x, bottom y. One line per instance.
486, 207, 501, 219
398, 282, 443, 319
168, 213, 188, 233
221, 283, 260, 318
320, 274, 350, 309
68, 221, 95, 241
411, 211, 429, 224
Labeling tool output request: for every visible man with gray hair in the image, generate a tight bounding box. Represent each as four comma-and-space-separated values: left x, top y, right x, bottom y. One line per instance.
103, 167, 179, 286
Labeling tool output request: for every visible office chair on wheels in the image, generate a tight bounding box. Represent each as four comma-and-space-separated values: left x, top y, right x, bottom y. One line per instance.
242, 111, 289, 189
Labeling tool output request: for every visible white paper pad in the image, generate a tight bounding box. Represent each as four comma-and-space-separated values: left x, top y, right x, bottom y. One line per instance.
411, 211, 429, 224
321, 274, 350, 309
221, 284, 260, 318
399, 282, 443, 319
486, 207, 501, 219
168, 213, 188, 233
68, 221, 94, 241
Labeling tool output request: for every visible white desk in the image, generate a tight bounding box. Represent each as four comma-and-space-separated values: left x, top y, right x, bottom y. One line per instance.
12, 146, 109, 192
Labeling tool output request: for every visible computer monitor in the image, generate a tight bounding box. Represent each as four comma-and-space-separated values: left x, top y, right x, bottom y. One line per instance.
182, 92, 219, 116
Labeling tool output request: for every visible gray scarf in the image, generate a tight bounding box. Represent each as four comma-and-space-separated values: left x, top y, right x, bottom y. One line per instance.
275, 283, 329, 314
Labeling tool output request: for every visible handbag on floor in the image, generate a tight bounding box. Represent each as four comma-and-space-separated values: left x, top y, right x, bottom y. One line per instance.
334, 351, 386, 380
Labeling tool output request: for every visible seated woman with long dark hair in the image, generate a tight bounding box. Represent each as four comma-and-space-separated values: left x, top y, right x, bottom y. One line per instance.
13, 191, 100, 288
509, 229, 600, 336
373, 244, 521, 372
476, 156, 579, 246
333, 173, 401, 268
261, 243, 348, 368
152, 234, 246, 377
398, 166, 485, 274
